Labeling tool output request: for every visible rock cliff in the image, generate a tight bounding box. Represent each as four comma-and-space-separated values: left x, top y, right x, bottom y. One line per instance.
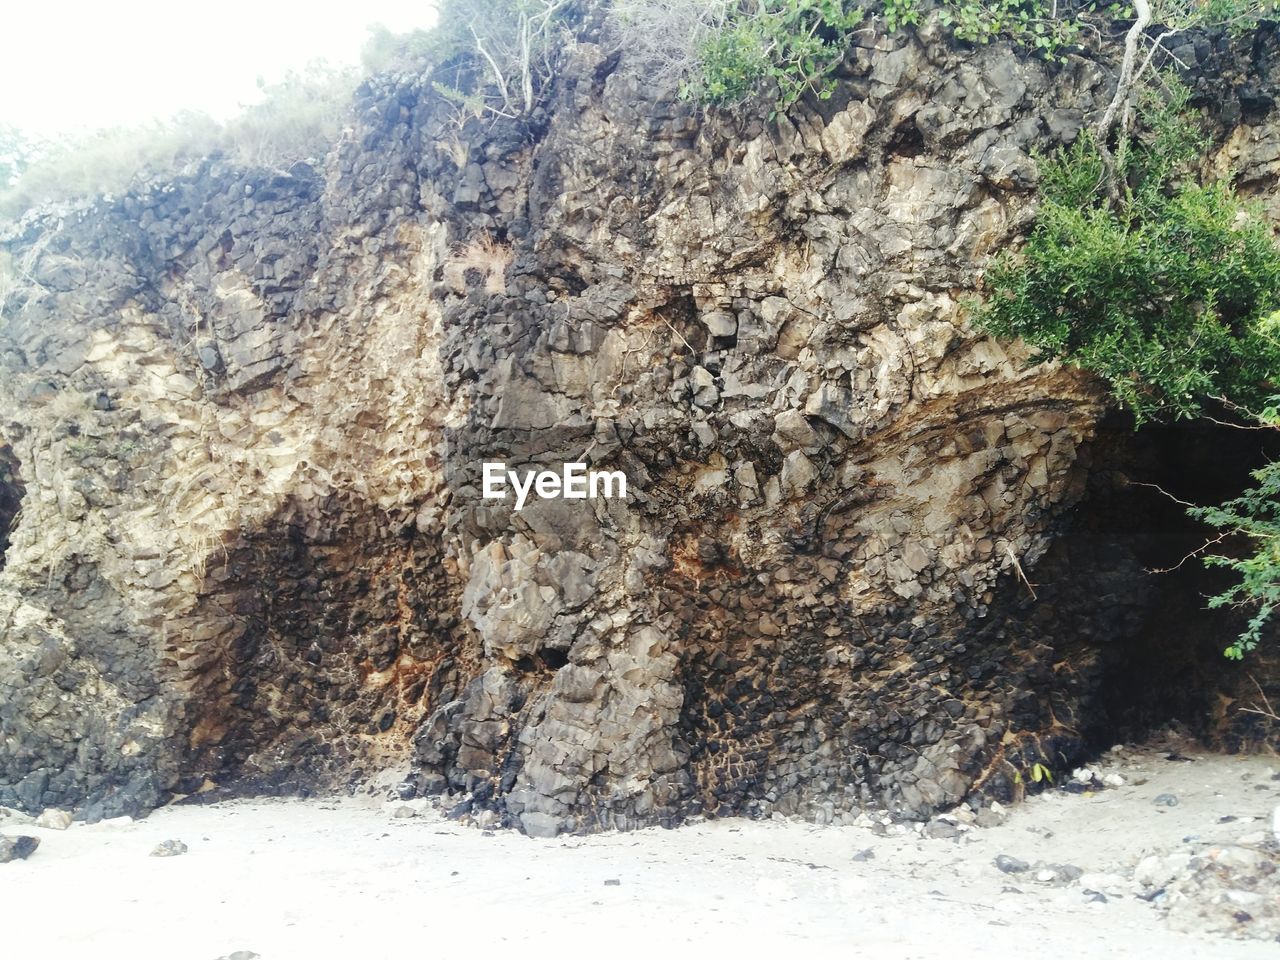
1, 20, 1277, 832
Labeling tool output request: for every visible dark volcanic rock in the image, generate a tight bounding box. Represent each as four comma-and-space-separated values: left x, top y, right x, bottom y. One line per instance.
994, 855, 1030, 875
0, 835, 39, 863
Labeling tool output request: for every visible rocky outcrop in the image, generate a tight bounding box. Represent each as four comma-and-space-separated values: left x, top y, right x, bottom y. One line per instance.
1, 20, 1277, 830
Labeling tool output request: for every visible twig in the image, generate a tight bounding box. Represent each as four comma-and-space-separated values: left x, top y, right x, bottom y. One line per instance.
1149, 530, 1232, 574
1094, 0, 1154, 199
1004, 543, 1038, 600
1239, 674, 1279, 722
656, 311, 696, 355
1129, 479, 1196, 509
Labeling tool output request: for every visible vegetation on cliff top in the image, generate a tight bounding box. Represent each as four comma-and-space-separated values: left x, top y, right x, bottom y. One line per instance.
0, 66, 357, 217
977, 85, 1280, 425
5, 0, 1276, 215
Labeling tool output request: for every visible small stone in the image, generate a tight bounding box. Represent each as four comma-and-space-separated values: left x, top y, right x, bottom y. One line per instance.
1079, 872, 1128, 896
994, 854, 1030, 874
1152, 793, 1179, 807
150, 839, 188, 857
691, 366, 716, 390
603, 878, 621, 886
1101, 773, 1125, 788
445, 800, 472, 821
852, 848, 875, 862
0, 835, 39, 862
975, 808, 1006, 828
35, 809, 72, 830
1134, 852, 1191, 889
1030, 863, 1082, 886
390, 805, 417, 819
1212, 846, 1263, 871
924, 818, 959, 839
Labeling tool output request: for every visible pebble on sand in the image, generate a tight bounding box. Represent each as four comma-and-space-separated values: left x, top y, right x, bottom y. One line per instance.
0, 835, 39, 863
150, 839, 189, 858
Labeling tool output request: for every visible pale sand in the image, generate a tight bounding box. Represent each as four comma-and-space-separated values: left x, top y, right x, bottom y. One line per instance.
1, 745, 1277, 959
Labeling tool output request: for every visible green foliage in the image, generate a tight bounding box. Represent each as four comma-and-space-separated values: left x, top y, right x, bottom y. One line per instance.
694, 21, 771, 104
882, 0, 921, 32
1190, 402, 1280, 659
1173, 0, 1277, 35
682, 0, 1081, 113
975, 98, 1280, 424
937, 0, 1081, 60
1013, 761, 1055, 786
685, 0, 865, 112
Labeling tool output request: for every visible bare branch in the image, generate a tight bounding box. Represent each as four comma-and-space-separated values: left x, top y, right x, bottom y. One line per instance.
470, 24, 513, 108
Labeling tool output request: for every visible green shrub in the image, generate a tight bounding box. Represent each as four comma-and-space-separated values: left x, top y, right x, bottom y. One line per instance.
882, 0, 921, 32
677, 0, 1081, 112
685, 0, 865, 112
975, 101, 1280, 424
938, 0, 1080, 60
1192, 442, 1280, 659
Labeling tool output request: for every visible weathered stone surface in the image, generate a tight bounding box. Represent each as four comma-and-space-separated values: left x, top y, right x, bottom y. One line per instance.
0, 835, 38, 863
0, 21, 1277, 833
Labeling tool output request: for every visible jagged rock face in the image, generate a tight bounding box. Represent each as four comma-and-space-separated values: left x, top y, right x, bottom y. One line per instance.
0, 25, 1276, 829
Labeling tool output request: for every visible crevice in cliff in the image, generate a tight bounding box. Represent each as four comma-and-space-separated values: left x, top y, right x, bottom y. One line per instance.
1035, 409, 1280, 753
0, 441, 24, 570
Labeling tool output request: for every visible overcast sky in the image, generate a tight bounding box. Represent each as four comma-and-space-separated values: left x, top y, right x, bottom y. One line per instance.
2, 1, 440, 137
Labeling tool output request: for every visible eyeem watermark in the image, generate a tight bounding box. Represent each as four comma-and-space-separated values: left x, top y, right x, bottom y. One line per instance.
482, 462, 627, 511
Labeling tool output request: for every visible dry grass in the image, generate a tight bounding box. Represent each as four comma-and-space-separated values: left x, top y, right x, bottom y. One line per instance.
606, 0, 736, 89
0, 66, 358, 219
445, 231, 513, 294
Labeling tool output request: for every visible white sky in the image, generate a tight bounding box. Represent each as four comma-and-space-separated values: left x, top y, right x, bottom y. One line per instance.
1, 1, 440, 138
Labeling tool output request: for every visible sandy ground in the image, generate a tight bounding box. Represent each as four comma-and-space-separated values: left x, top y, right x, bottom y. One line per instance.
2, 743, 1278, 959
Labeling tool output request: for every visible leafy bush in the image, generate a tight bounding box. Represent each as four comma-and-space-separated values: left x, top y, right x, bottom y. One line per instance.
882, 0, 921, 33
976, 99, 1280, 424
628, 0, 1081, 114
1192, 440, 1280, 659
682, 0, 865, 111
938, 0, 1081, 59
